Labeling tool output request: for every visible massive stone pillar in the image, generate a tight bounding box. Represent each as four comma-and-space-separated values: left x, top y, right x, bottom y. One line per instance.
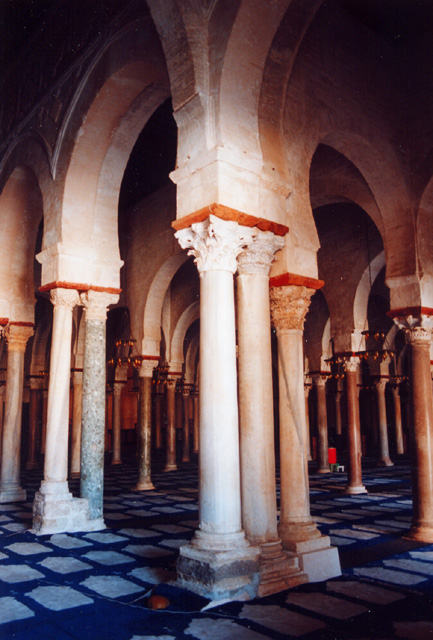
374, 378, 393, 466
175, 215, 260, 600
80, 290, 118, 524
134, 359, 156, 491
0, 325, 33, 502
181, 386, 191, 462
391, 383, 405, 455
392, 314, 433, 541
313, 374, 330, 473
32, 288, 98, 534
237, 231, 306, 596
70, 370, 83, 479
164, 378, 178, 471
270, 283, 341, 582
345, 358, 367, 494
27, 377, 42, 470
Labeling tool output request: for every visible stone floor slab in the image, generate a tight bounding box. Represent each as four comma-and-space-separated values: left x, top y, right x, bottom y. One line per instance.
6, 542, 53, 555
353, 567, 427, 585
26, 586, 93, 611
286, 592, 368, 619
239, 604, 327, 637
384, 558, 433, 575
0, 564, 45, 583
0, 597, 34, 624
38, 556, 92, 574
84, 532, 128, 544
124, 544, 172, 558
326, 580, 405, 604
185, 618, 270, 640
128, 566, 176, 585
49, 534, 93, 549
119, 528, 160, 538
82, 550, 135, 565
80, 575, 144, 598
394, 621, 433, 640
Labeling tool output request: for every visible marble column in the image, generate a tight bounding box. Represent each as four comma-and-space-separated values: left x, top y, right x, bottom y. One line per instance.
238, 231, 306, 596
32, 288, 99, 534
27, 378, 42, 470
111, 380, 125, 465
70, 370, 83, 479
181, 386, 191, 462
154, 382, 163, 450
164, 379, 178, 471
192, 389, 199, 454
374, 378, 393, 466
134, 360, 156, 490
391, 383, 405, 455
270, 285, 340, 582
314, 375, 330, 473
345, 358, 367, 494
80, 291, 118, 524
175, 214, 260, 600
304, 382, 312, 461
393, 316, 433, 541
0, 325, 33, 502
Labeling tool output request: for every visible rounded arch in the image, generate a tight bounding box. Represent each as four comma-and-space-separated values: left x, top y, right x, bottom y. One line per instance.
417, 172, 433, 285
141, 253, 190, 357
353, 251, 386, 334
170, 301, 200, 366
39, 18, 171, 289
0, 165, 43, 322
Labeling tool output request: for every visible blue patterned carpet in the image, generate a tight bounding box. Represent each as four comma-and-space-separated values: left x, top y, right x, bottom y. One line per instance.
0, 457, 432, 640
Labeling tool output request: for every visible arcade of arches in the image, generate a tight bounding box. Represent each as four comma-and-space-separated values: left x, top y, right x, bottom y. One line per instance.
0, 0, 433, 601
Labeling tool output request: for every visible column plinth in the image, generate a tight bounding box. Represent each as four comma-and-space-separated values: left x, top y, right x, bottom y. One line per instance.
134, 362, 155, 491
270, 285, 340, 583
175, 215, 260, 600
344, 359, 367, 495
0, 325, 33, 503
32, 289, 99, 535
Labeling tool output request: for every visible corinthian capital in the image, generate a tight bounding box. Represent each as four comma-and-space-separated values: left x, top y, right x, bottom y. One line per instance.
5, 324, 34, 352
392, 313, 433, 345
238, 230, 285, 276
50, 288, 80, 310
270, 285, 315, 331
80, 290, 119, 321
175, 214, 256, 274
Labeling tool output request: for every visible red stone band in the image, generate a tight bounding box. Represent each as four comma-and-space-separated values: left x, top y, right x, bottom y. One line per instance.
387, 306, 433, 318
269, 273, 324, 290
39, 281, 122, 295
171, 203, 289, 237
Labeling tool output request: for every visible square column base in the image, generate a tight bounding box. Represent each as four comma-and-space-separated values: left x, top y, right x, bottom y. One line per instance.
177, 543, 260, 601
257, 550, 307, 597
285, 535, 341, 582
32, 488, 105, 535
0, 484, 26, 503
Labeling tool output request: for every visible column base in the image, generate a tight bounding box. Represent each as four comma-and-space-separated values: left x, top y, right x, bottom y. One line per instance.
26, 461, 38, 471
133, 481, 155, 491
284, 535, 341, 583
405, 524, 433, 544
345, 484, 368, 495
177, 542, 260, 601
256, 540, 307, 597
376, 458, 394, 467
164, 463, 178, 472
317, 467, 331, 474
31, 481, 105, 535
69, 471, 80, 480
111, 459, 122, 466
0, 484, 26, 503
181, 456, 191, 463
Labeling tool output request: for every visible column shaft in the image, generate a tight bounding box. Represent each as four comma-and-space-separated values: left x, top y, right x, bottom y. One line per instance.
315, 377, 330, 473
164, 380, 177, 471
111, 382, 123, 465
181, 390, 191, 462
135, 371, 155, 490
193, 391, 199, 454
392, 385, 405, 455
345, 362, 366, 494
70, 371, 83, 478
154, 383, 163, 450
27, 385, 40, 470
375, 379, 393, 466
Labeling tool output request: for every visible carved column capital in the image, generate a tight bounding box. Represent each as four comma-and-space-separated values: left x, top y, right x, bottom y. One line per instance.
237, 230, 285, 276
345, 357, 360, 374
71, 370, 83, 385
80, 290, 119, 321
393, 314, 433, 345
5, 324, 34, 352
29, 376, 43, 391
373, 378, 387, 393
112, 381, 125, 397
139, 360, 156, 378
175, 214, 256, 274
50, 287, 80, 310
270, 285, 315, 331
312, 373, 327, 388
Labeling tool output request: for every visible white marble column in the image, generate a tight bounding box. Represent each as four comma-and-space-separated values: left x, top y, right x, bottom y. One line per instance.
175, 214, 260, 600
134, 360, 156, 491
32, 288, 98, 535
270, 285, 341, 582
80, 291, 118, 524
238, 231, 306, 596
70, 370, 83, 479
27, 377, 42, 470
0, 325, 33, 503
313, 375, 330, 473
391, 383, 405, 455
374, 378, 393, 466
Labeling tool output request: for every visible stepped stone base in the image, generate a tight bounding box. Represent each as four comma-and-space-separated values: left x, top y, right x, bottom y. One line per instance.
257, 542, 307, 597
0, 483, 26, 503
285, 535, 341, 583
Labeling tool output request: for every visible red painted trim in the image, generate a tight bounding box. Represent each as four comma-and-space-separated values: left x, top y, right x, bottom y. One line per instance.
0, 318, 8, 325
39, 281, 121, 295
387, 306, 433, 318
9, 321, 34, 327
141, 355, 160, 361
269, 272, 324, 290
171, 203, 289, 237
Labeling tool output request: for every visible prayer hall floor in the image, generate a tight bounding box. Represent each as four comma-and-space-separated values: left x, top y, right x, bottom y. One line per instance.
0, 456, 432, 640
